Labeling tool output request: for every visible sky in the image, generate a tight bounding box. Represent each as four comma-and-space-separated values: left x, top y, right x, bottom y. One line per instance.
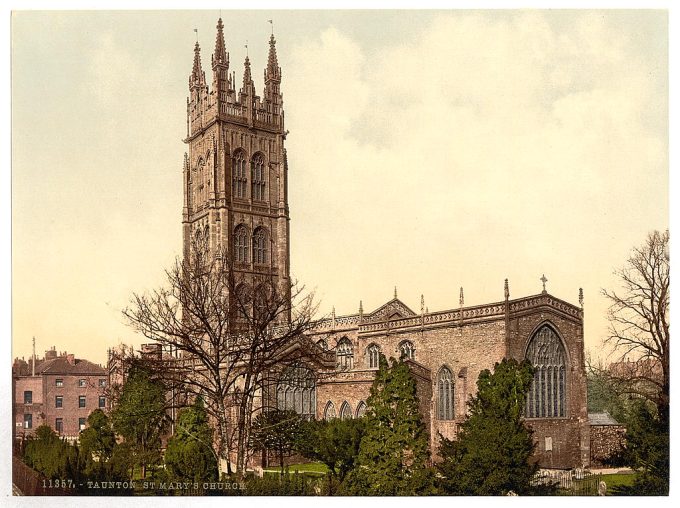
10, 10, 668, 365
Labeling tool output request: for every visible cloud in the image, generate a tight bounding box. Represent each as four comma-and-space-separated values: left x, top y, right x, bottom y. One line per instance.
284, 12, 667, 353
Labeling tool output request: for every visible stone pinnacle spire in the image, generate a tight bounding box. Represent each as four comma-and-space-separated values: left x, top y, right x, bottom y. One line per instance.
190, 41, 205, 88
213, 17, 228, 67
242, 54, 254, 90
265, 33, 281, 83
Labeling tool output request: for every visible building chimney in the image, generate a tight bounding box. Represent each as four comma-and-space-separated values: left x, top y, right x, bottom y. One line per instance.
32, 336, 36, 376
66, 354, 75, 365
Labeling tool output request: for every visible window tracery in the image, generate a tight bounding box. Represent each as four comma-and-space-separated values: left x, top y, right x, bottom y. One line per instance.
367, 343, 380, 369
437, 366, 454, 420
340, 401, 352, 420
234, 225, 248, 262
525, 325, 567, 418
277, 364, 316, 419
232, 150, 247, 199
251, 153, 266, 201
324, 401, 336, 420
336, 337, 354, 370
399, 340, 415, 360
252, 227, 268, 264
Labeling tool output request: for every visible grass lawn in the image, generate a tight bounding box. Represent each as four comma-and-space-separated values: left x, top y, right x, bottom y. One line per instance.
263, 462, 329, 477
602, 472, 636, 494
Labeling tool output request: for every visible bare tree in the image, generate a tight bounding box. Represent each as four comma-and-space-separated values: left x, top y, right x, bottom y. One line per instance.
122, 234, 329, 476
601, 229, 669, 421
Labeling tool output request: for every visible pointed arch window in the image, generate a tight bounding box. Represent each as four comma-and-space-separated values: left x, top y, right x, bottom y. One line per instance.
336, 337, 354, 370
340, 401, 353, 420
316, 339, 328, 351
234, 225, 248, 263
356, 401, 367, 418
232, 150, 247, 199
525, 325, 567, 418
252, 227, 268, 264
437, 366, 454, 420
367, 344, 380, 369
399, 340, 415, 360
324, 401, 337, 420
251, 153, 266, 201
277, 364, 316, 419
233, 283, 251, 328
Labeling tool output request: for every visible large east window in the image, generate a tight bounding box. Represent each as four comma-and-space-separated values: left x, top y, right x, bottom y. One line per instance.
525, 325, 567, 418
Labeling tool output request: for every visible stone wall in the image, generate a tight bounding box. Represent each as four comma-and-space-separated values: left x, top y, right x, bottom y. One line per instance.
590, 425, 626, 467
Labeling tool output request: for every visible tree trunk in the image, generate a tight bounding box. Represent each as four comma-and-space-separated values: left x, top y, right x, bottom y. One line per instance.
216, 398, 232, 477
236, 372, 255, 476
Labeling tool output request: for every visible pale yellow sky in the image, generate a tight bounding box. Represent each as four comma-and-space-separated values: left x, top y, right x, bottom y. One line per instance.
11, 10, 668, 365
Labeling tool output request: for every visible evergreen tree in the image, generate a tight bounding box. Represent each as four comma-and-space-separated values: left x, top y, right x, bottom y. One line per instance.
296, 417, 365, 487
111, 361, 168, 478
343, 355, 434, 495
24, 425, 79, 480
79, 409, 116, 477
164, 398, 218, 483
613, 399, 669, 495
250, 409, 305, 473
437, 358, 537, 495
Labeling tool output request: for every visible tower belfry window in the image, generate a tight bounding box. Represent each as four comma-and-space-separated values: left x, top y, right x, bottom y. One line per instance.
234, 225, 248, 262
251, 153, 266, 201
232, 150, 247, 199
252, 228, 268, 264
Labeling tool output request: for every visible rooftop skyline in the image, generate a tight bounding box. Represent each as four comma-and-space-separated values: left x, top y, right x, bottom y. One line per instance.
11, 10, 668, 364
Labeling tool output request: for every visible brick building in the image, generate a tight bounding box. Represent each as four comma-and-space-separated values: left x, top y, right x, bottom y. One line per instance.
12, 347, 108, 442
179, 19, 590, 470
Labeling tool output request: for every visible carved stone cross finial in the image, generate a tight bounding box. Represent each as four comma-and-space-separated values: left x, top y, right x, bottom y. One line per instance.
540, 274, 548, 293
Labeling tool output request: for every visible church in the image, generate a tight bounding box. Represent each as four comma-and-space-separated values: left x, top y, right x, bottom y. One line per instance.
181, 18, 590, 470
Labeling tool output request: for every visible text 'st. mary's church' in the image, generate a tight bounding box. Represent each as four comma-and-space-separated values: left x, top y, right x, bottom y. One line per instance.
182, 19, 591, 470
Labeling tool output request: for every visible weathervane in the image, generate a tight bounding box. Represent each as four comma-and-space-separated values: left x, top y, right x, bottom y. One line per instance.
540, 274, 548, 294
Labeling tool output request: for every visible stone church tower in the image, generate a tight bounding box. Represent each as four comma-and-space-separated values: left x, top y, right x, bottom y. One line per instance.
182, 18, 290, 307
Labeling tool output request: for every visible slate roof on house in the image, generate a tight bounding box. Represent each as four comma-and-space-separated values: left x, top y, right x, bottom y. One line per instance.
15, 357, 106, 376
588, 411, 621, 426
